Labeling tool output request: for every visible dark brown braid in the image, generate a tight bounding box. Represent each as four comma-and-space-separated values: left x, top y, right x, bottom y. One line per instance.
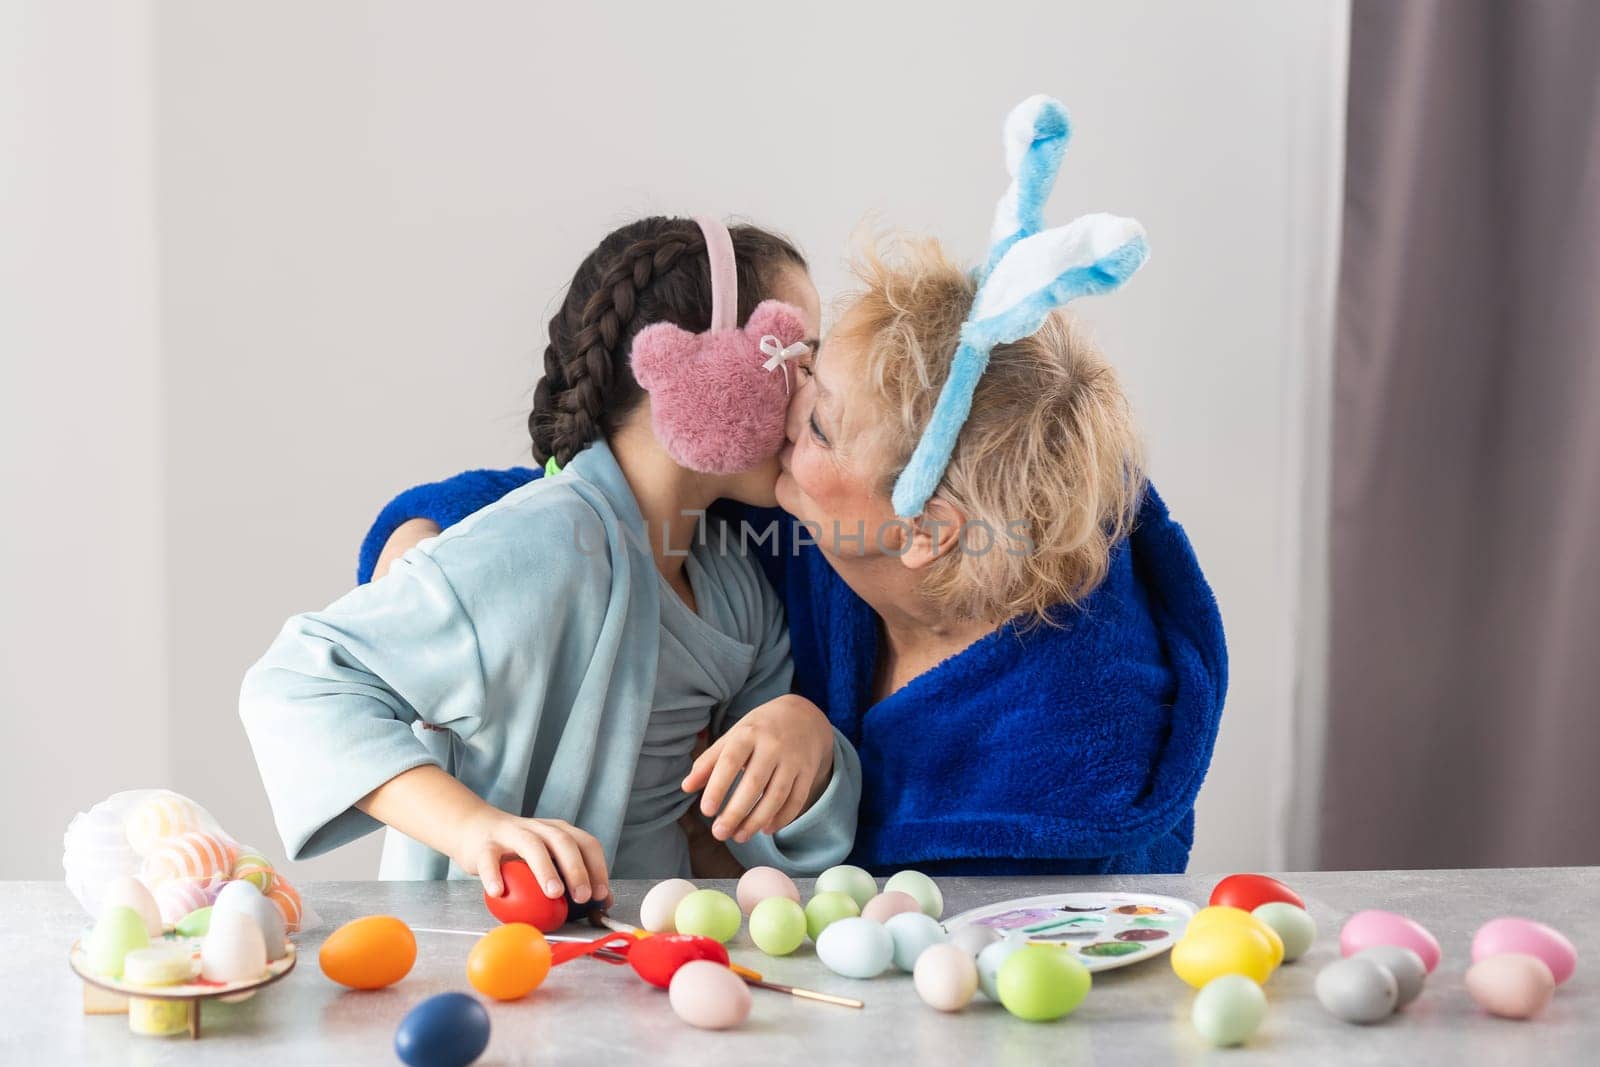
529, 217, 807, 467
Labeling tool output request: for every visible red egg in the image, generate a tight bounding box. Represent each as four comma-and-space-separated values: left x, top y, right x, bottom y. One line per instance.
628, 934, 730, 989
1210, 873, 1305, 913
484, 860, 569, 932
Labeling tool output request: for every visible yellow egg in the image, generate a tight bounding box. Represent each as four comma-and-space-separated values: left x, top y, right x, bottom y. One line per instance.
1171, 924, 1279, 988
319, 915, 417, 989
1186, 907, 1284, 968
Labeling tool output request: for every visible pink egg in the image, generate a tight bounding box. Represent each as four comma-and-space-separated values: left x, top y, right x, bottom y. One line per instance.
1340, 910, 1441, 973
734, 866, 800, 915
1473, 918, 1576, 986
667, 961, 751, 1030
1465, 953, 1555, 1020
861, 891, 922, 924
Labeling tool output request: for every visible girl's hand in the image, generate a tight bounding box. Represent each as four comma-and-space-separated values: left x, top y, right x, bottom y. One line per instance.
681, 694, 836, 844
454, 807, 611, 905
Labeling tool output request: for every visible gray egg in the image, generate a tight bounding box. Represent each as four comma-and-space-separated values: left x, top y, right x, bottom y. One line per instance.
1353, 945, 1426, 1008
947, 923, 1002, 957
1316, 957, 1399, 1023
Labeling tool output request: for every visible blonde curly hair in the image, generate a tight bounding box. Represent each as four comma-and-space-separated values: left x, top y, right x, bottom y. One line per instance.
839, 232, 1146, 625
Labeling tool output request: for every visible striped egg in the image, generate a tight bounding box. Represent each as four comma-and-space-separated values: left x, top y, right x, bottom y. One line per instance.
124, 794, 203, 856
140, 831, 237, 889
231, 852, 276, 892
155, 878, 218, 927
266, 879, 304, 932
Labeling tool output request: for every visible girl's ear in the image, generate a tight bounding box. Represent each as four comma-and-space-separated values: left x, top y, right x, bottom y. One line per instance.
630, 322, 698, 390
898, 496, 968, 572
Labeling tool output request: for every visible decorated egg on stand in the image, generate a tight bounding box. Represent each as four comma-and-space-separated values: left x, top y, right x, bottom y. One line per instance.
97, 876, 162, 938
213, 880, 288, 961
201, 909, 268, 984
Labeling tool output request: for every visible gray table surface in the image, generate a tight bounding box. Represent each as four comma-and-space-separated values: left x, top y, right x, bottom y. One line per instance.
3, 868, 1594, 1065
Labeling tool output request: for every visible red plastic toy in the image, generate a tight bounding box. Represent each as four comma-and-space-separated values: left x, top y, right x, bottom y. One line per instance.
1209, 873, 1305, 913
484, 860, 569, 932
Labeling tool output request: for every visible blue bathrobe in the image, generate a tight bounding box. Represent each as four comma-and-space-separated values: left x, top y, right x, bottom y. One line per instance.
359, 467, 1227, 876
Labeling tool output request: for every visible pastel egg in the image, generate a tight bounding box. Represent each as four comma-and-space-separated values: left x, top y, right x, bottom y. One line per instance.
884, 911, 947, 972
1252, 902, 1317, 962
395, 992, 490, 1067
1340, 910, 1440, 973
1192, 974, 1268, 1047
1315, 956, 1398, 1023
628, 933, 729, 988
804, 891, 860, 941
815, 864, 878, 909
201, 908, 268, 984
639, 878, 698, 933
98, 876, 162, 938
213, 880, 288, 961
1188, 907, 1285, 968
674, 889, 741, 944
668, 960, 751, 1030
884, 870, 944, 919
735, 866, 799, 914
976, 935, 1029, 1000
861, 890, 922, 924
468, 923, 551, 1000
230, 852, 275, 891
913, 943, 979, 1011
1465, 953, 1555, 1020
62, 804, 140, 917
749, 897, 807, 956
1472, 918, 1576, 986
319, 915, 417, 989
996, 945, 1092, 1021
1353, 945, 1427, 1008
816, 916, 895, 979
266, 879, 304, 932
123, 793, 202, 856
484, 860, 567, 932
948, 923, 1002, 957
1171, 924, 1279, 988
176, 906, 213, 938
139, 830, 236, 889
1210, 873, 1305, 913
87, 905, 150, 978
155, 879, 217, 928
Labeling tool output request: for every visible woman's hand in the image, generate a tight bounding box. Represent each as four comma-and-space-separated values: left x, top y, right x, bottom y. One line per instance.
681, 694, 836, 844
453, 806, 611, 904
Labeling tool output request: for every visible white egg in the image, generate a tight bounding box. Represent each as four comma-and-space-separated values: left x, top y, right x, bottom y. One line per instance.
212, 880, 288, 961
98, 876, 162, 937
914, 943, 979, 1011
816, 916, 895, 979
201, 909, 268, 983
948, 923, 1002, 956
884, 911, 947, 971
640, 878, 698, 933
976, 935, 1029, 1000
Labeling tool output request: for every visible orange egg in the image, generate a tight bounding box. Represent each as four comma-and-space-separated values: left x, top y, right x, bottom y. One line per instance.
266, 879, 304, 932
467, 922, 552, 1000
319, 916, 417, 989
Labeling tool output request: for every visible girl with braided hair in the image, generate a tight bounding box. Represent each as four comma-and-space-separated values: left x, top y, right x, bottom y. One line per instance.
240, 216, 861, 900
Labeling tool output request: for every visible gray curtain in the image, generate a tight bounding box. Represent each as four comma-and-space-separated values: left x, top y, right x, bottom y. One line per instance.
1321, 0, 1600, 869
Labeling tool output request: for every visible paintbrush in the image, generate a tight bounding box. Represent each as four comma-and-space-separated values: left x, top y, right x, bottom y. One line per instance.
589, 911, 864, 1009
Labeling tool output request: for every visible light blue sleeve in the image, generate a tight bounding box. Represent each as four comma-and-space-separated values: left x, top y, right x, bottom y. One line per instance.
714, 553, 861, 875
239, 490, 613, 863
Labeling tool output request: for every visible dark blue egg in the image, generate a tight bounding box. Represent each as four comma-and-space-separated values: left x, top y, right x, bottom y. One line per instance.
565, 891, 598, 921
394, 992, 490, 1067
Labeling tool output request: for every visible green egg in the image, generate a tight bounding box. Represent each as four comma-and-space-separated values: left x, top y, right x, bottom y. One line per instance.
673, 889, 742, 944
815, 865, 878, 909
176, 906, 213, 939
884, 870, 944, 919
1252, 902, 1316, 962
804, 891, 861, 941
1192, 974, 1268, 1046
996, 944, 1091, 1021
749, 897, 807, 956
87, 905, 150, 978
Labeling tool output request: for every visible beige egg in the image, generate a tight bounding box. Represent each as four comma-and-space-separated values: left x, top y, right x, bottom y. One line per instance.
862, 890, 922, 924
98, 876, 163, 937
200, 909, 268, 983
914, 943, 979, 1011
735, 866, 800, 915
668, 961, 751, 1030
1465, 953, 1555, 1020
639, 879, 698, 933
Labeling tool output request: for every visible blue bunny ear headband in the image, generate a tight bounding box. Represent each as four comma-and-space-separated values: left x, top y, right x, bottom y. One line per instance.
890, 95, 1150, 519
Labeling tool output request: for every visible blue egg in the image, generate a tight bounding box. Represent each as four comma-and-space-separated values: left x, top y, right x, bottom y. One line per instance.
395, 992, 490, 1067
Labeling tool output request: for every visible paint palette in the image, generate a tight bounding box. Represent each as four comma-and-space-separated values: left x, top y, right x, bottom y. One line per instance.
944, 892, 1197, 973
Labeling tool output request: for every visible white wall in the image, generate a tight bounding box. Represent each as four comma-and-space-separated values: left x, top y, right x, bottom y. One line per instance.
3, 0, 1345, 880
0, 0, 168, 877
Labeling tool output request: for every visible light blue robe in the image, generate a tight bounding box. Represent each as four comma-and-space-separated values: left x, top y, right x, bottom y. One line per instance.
239, 438, 860, 880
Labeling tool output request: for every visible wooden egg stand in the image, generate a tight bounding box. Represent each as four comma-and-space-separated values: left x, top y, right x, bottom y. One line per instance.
70, 940, 297, 1039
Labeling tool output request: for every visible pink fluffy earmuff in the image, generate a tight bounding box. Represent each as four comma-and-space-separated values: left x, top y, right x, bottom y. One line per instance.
629, 216, 809, 474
